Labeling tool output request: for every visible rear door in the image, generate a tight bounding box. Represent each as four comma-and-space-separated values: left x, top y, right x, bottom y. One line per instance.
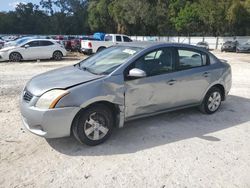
171, 47, 211, 105
39, 40, 55, 59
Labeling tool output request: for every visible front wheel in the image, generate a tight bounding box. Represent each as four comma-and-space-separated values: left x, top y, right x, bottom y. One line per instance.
199, 87, 222, 114
9, 52, 22, 62
72, 104, 114, 146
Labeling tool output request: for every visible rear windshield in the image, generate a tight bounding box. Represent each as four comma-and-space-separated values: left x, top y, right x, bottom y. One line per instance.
105, 35, 113, 41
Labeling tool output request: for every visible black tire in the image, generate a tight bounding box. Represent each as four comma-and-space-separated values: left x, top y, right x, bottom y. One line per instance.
72, 104, 114, 146
199, 87, 222, 114
53, 51, 63, 61
97, 47, 106, 53
9, 52, 22, 62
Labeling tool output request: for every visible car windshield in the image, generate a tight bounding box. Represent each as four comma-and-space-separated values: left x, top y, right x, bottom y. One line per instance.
15, 38, 31, 46
79, 46, 142, 75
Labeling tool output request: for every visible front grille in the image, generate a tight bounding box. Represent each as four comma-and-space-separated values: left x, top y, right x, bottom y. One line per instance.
23, 90, 33, 102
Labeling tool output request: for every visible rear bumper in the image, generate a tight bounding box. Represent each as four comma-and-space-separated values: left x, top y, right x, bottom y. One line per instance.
20, 94, 80, 138
221, 47, 236, 52
81, 48, 92, 54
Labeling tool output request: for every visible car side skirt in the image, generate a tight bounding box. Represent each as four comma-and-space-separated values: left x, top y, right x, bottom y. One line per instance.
124, 103, 201, 123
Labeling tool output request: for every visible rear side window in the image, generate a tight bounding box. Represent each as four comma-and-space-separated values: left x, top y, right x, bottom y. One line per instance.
123, 36, 132, 42
177, 49, 207, 70
116, 36, 122, 42
40, 41, 54, 46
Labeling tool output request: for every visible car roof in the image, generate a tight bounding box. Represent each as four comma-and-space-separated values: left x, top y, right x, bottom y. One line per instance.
25, 38, 56, 42
117, 41, 208, 51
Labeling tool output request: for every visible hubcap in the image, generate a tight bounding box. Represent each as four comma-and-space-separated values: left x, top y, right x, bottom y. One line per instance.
208, 91, 221, 112
54, 52, 61, 60
84, 112, 109, 141
11, 53, 20, 61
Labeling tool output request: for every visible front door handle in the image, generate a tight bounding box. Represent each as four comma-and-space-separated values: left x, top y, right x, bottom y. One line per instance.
167, 79, 176, 85
203, 72, 210, 77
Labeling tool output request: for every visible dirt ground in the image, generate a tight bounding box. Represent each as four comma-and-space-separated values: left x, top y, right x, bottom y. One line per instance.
0, 51, 250, 188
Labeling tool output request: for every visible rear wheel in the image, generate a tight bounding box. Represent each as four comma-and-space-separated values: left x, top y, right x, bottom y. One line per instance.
199, 87, 222, 114
53, 51, 63, 61
97, 47, 106, 53
9, 52, 22, 62
72, 104, 114, 146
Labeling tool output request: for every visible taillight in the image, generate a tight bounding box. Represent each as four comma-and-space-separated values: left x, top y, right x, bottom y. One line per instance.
88, 42, 92, 48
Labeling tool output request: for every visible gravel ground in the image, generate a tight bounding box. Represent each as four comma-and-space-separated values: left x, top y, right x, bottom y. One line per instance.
0, 52, 250, 188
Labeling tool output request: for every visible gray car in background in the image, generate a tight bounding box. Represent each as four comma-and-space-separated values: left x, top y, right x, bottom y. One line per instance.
20, 42, 232, 145
236, 42, 250, 53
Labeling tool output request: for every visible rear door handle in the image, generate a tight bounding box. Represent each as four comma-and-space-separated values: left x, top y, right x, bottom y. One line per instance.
202, 72, 210, 77
167, 79, 176, 85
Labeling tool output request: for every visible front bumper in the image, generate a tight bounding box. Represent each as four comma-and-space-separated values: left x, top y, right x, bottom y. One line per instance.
0, 51, 9, 61
20, 92, 80, 138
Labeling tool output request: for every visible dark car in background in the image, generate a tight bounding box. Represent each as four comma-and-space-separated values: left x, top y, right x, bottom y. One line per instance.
64, 36, 80, 52
0, 37, 4, 49
221, 41, 238, 52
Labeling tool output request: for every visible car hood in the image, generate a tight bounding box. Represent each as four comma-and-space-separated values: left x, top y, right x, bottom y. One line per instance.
26, 65, 105, 96
0, 46, 16, 52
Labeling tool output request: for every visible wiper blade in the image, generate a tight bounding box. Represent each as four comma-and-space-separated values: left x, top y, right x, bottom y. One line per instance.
81, 66, 100, 75
82, 66, 91, 72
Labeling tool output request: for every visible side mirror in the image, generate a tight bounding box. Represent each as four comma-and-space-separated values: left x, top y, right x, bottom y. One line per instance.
24, 44, 30, 48
128, 68, 146, 78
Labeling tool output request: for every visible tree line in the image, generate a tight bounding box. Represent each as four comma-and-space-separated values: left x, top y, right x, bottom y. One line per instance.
0, 0, 249, 36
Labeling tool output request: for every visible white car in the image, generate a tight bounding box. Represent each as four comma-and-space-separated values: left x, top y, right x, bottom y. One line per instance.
0, 39, 67, 62
0, 39, 4, 49
81, 34, 132, 54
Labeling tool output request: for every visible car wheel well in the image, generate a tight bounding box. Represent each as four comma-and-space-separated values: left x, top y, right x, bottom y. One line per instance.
97, 46, 106, 52
71, 101, 120, 135
9, 52, 23, 59
53, 50, 63, 55
210, 84, 225, 101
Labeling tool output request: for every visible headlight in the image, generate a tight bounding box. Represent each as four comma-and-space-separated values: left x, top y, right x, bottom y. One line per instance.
36, 89, 69, 109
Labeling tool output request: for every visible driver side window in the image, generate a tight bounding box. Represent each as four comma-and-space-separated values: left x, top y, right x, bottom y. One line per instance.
134, 48, 174, 77
26, 41, 40, 47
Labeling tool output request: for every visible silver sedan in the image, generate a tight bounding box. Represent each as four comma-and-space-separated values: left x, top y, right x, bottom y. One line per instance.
20, 42, 232, 145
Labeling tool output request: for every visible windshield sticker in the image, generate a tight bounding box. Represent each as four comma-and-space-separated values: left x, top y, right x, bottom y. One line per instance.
123, 49, 136, 55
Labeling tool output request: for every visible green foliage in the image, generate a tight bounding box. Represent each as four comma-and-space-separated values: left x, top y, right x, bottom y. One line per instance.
88, 0, 116, 33
171, 2, 200, 34
0, 0, 249, 36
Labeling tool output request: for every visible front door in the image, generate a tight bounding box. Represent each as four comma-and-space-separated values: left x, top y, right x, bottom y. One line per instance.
124, 47, 179, 118
20, 40, 43, 60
